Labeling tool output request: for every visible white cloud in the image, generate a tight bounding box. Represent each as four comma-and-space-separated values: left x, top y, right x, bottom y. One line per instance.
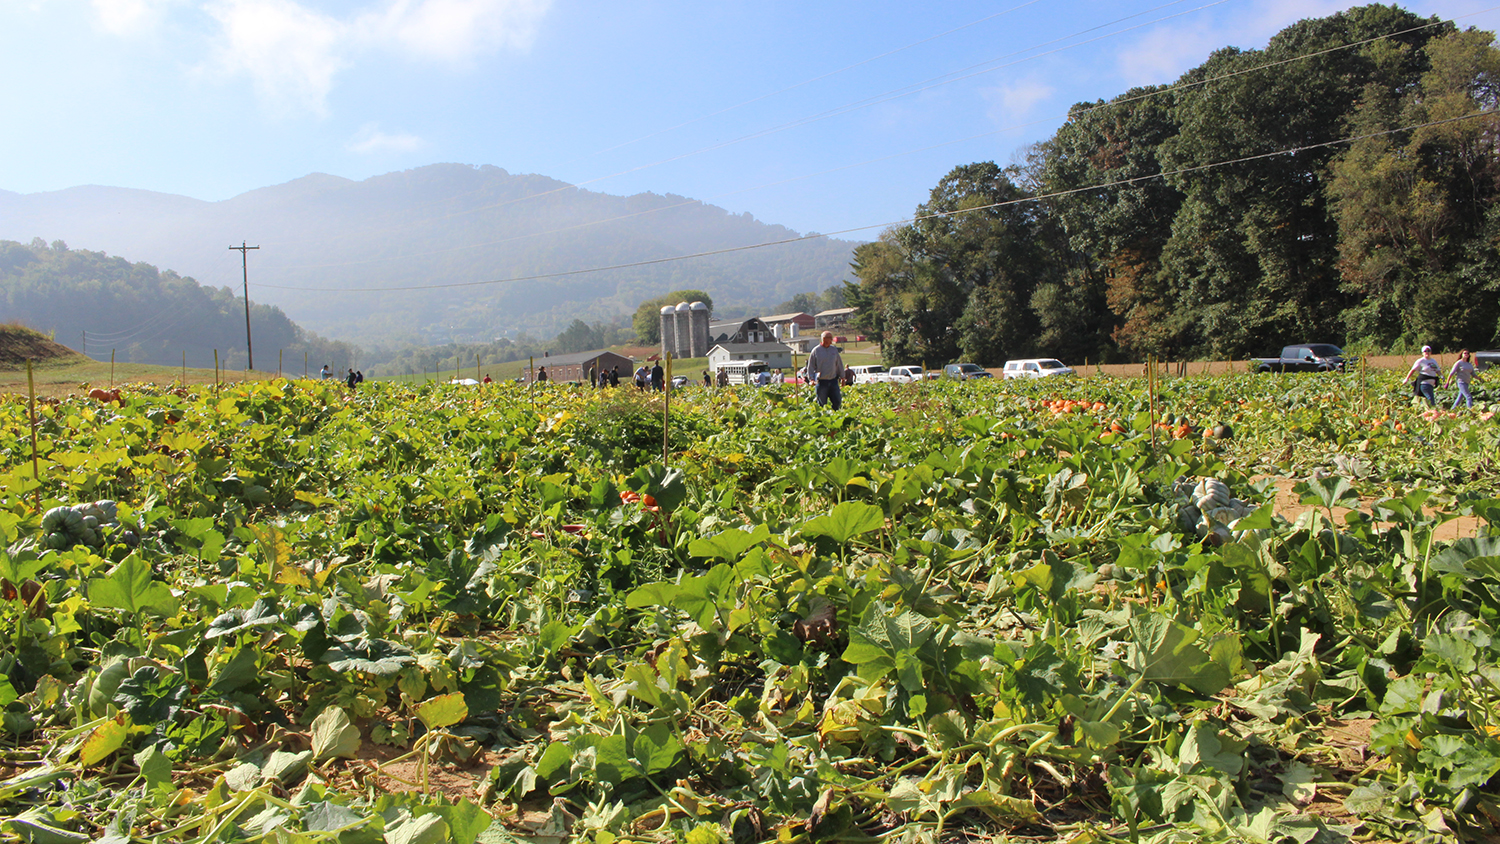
349, 122, 424, 153
204, 0, 346, 116
90, 0, 553, 114
983, 77, 1056, 124
1115, 24, 1220, 87
91, 0, 173, 34
1114, 0, 1359, 88
357, 0, 551, 64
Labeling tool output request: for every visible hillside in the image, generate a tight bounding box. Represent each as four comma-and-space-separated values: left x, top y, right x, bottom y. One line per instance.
0, 165, 862, 347
0, 241, 357, 371
0, 323, 87, 368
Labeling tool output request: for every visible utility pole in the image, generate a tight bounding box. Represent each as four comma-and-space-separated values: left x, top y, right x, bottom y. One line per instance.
229, 242, 260, 370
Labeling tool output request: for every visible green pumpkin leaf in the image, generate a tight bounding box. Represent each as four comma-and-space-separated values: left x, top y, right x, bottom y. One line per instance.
415, 692, 468, 730
688, 523, 770, 561
310, 706, 361, 761
802, 501, 884, 544
88, 555, 178, 616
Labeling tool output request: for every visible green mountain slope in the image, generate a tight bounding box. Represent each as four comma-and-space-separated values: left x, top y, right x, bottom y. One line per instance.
0, 240, 355, 370
0, 165, 861, 346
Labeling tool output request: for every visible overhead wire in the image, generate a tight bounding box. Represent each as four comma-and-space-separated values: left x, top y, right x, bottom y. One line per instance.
341, 0, 1058, 225
266, 0, 1227, 259
80, 250, 239, 352
260, 9, 1488, 274
251, 109, 1499, 294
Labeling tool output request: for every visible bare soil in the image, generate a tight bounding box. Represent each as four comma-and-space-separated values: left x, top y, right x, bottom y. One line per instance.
1259, 475, 1481, 541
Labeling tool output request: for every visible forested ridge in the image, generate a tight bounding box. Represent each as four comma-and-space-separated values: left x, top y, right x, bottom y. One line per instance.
850, 4, 1500, 366
0, 166, 857, 348
0, 239, 356, 371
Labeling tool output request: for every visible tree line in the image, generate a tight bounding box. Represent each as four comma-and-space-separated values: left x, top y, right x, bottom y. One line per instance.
0, 239, 357, 372
848, 4, 1500, 365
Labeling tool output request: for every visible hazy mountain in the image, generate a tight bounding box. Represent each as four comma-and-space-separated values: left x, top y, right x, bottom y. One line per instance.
0, 165, 862, 346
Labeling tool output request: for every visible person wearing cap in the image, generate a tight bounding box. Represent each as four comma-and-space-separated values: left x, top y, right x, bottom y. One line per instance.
1403, 345, 1440, 406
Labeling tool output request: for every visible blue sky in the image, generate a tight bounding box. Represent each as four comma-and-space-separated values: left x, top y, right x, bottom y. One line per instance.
3, 0, 1497, 241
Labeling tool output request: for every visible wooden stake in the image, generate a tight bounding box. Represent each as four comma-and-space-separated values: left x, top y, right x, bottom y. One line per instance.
663, 353, 673, 466
1148, 355, 1158, 449
110, 349, 115, 388
214, 349, 220, 392
182, 351, 186, 388
27, 358, 40, 507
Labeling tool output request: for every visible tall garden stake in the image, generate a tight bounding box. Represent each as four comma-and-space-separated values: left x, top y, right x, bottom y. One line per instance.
1148, 355, 1158, 449
110, 349, 115, 388
27, 358, 40, 508
663, 353, 673, 466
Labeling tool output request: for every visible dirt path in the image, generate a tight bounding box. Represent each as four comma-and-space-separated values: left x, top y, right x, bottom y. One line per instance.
1258, 475, 1482, 541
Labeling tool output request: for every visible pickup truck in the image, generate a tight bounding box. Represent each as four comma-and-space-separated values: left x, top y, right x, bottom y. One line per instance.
887, 365, 925, 383
849, 365, 890, 384
1476, 350, 1500, 372
1250, 344, 1353, 373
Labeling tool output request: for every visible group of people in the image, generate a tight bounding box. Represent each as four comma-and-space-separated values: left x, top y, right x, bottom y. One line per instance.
632, 363, 665, 391
318, 364, 364, 389
1404, 346, 1480, 408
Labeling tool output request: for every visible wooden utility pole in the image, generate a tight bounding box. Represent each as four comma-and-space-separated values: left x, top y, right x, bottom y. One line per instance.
229, 242, 260, 370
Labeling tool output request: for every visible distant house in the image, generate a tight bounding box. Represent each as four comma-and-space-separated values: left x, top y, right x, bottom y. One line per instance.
532, 349, 634, 383
708, 317, 774, 346
706, 341, 796, 372
814, 307, 858, 330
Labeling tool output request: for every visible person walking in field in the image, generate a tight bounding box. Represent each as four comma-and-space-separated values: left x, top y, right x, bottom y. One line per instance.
1445, 349, 1477, 409
537, 366, 548, 383
635, 364, 648, 390
651, 361, 664, 392
807, 331, 846, 411
1403, 345, 1441, 406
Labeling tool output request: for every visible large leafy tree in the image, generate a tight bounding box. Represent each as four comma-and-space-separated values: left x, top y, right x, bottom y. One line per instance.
1330, 27, 1500, 349
850, 163, 1063, 366
1155, 4, 1446, 358
1034, 87, 1182, 359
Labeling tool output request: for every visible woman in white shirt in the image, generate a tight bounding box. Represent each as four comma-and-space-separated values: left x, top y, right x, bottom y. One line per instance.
1403, 345, 1441, 406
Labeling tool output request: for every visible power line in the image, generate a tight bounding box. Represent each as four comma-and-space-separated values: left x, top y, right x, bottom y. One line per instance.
265, 0, 1228, 257
262, 10, 1486, 275
251, 109, 1497, 294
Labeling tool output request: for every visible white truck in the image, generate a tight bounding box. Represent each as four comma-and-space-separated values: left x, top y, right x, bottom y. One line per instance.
887, 366, 925, 383
849, 365, 891, 384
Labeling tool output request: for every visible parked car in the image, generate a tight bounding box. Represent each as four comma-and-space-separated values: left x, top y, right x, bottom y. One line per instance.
942, 363, 993, 381
1475, 350, 1500, 372
887, 365, 925, 383
1250, 344, 1353, 373
849, 365, 890, 384
1002, 359, 1075, 379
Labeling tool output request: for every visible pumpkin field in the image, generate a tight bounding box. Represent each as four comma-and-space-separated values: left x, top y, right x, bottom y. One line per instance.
0, 370, 1498, 844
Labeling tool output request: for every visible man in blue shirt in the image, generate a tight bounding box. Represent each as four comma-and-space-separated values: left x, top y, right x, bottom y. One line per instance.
806, 331, 846, 410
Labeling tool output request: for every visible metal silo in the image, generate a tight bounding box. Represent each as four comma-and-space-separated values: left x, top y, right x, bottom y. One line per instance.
689, 302, 709, 358
674, 301, 691, 358
659, 305, 676, 359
